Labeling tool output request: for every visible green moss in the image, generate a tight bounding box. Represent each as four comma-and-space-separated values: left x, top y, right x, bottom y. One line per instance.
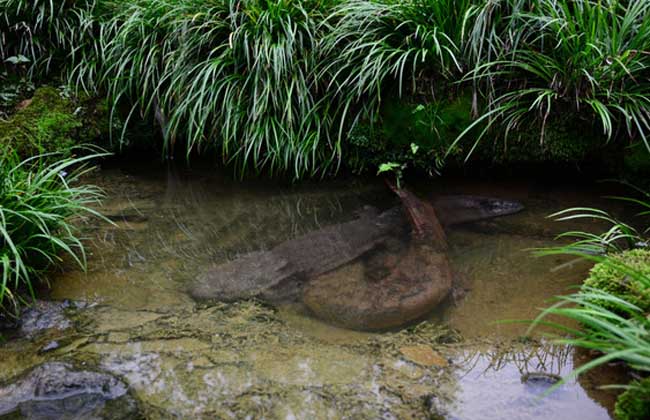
0, 86, 82, 157
583, 249, 650, 313
472, 111, 601, 164
0, 86, 116, 158
615, 376, 650, 420
623, 141, 650, 179
343, 94, 612, 175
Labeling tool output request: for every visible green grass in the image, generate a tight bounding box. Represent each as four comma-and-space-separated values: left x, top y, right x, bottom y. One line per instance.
453, 0, 650, 160
67, 0, 346, 178
528, 255, 650, 378
3, 0, 650, 177
0, 0, 97, 77
0, 151, 106, 318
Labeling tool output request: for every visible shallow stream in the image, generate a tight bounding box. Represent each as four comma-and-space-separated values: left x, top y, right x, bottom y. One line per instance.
0, 163, 633, 419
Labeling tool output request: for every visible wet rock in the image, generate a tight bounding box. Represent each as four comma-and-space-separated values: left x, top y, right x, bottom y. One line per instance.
19, 301, 73, 338
303, 243, 452, 331
0, 362, 137, 419
399, 345, 448, 368
521, 371, 562, 386
39, 341, 60, 354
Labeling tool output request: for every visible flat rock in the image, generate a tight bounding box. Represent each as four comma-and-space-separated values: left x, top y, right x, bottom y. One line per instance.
303, 243, 452, 331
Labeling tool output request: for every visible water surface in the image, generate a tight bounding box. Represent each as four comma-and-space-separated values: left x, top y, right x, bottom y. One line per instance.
0, 163, 632, 419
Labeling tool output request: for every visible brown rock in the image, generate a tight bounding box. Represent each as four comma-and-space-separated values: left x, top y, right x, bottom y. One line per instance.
302, 243, 452, 331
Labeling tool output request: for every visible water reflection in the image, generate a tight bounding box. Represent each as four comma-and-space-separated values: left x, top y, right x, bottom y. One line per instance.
446, 343, 614, 420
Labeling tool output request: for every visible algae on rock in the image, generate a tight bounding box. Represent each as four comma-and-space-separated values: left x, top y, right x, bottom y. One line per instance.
583, 249, 650, 313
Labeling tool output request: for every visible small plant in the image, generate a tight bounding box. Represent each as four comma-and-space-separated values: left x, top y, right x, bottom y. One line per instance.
376, 142, 421, 188
0, 150, 106, 318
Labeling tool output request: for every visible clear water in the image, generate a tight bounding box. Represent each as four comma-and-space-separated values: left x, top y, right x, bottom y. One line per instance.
0, 163, 632, 419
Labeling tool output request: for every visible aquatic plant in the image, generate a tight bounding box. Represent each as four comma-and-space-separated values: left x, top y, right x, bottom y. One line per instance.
0, 151, 106, 318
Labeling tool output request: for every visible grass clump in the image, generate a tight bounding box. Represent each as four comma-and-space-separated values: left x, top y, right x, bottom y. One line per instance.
3, 0, 649, 178
454, 0, 650, 161
531, 186, 650, 411
0, 0, 97, 77
0, 151, 105, 318
71, 0, 343, 178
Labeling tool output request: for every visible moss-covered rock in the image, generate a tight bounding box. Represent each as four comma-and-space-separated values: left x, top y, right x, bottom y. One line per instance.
583, 249, 650, 313
615, 376, 650, 420
1, 86, 81, 156
0, 86, 115, 158
470, 110, 604, 164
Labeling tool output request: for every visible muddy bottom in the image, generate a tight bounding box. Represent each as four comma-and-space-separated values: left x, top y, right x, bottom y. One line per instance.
0, 163, 633, 419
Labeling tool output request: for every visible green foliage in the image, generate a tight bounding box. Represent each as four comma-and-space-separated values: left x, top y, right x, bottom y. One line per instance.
3, 0, 649, 177
455, 0, 650, 161
545, 188, 649, 255
0, 71, 34, 116
0, 0, 97, 77
0, 151, 106, 318
615, 376, 650, 420
584, 249, 650, 314
69, 0, 345, 178
345, 94, 471, 174
321, 0, 470, 131
528, 256, 650, 383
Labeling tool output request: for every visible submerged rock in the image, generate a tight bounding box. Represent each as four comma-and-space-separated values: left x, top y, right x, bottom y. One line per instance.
0, 362, 137, 419
399, 345, 449, 368
521, 371, 562, 387
303, 242, 453, 330
19, 301, 73, 338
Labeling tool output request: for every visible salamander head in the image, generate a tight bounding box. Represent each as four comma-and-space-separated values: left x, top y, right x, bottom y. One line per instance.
433, 195, 524, 226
